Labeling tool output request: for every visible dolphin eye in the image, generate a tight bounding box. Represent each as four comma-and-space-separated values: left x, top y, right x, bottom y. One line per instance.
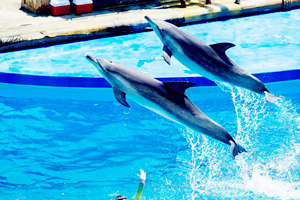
109, 60, 113, 63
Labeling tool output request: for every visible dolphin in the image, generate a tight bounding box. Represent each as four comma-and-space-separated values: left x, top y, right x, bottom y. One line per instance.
86, 55, 246, 159
145, 16, 278, 103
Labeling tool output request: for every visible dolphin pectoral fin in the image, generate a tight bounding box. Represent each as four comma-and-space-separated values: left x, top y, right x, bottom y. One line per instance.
164, 81, 195, 94
163, 46, 172, 65
210, 42, 235, 53
230, 140, 247, 159
113, 87, 130, 108
264, 91, 280, 103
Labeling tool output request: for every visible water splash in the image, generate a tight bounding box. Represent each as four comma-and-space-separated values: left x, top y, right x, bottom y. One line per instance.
181, 84, 300, 199
230, 85, 300, 199
180, 127, 227, 200
228, 84, 268, 152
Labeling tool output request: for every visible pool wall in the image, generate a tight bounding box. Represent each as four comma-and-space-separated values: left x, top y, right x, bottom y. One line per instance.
1, 74, 299, 101
1, 70, 300, 88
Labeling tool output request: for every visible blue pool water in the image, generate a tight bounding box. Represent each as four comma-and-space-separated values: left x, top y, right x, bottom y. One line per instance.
0, 83, 299, 200
0, 10, 299, 78
0, 9, 300, 200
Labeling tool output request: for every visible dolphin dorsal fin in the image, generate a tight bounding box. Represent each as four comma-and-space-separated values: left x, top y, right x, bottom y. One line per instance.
210, 42, 235, 53
163, 46, 172, 65
164, 81, 195, 94
113, 87, 130, 108
210, 42, 236, 65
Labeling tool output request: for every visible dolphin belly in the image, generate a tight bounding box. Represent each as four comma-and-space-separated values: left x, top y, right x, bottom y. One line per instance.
174, 50, 267, 94
127, 90, 182, 124
127, 88, 233, 145
174, 51, 221, 82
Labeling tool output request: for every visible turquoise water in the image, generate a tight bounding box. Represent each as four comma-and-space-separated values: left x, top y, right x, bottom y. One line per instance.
0, 10, 299, 77
0, 83, 299, 199
0, 10, 300, 200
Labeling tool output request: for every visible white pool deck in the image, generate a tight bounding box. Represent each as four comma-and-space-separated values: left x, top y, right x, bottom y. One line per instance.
0, 0, 299, 52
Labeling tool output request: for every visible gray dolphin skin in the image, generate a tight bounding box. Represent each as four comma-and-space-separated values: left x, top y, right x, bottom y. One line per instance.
86, 55, 246, 159
145, 16, 278, 103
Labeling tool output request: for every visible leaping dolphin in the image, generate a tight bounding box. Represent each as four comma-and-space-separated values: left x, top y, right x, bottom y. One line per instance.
86, 55, 246, 159
145, 16, 278, 103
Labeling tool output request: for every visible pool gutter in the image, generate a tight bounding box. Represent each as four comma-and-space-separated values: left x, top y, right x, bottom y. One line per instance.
0, 0, 299, 52
1, 69, 299, 88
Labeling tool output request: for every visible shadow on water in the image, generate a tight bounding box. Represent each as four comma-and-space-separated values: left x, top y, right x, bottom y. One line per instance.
178, 83, 300, 199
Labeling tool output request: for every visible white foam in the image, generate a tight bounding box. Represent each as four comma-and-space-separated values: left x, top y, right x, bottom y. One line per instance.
180, 85, 300, 199
245, 167, 300, 200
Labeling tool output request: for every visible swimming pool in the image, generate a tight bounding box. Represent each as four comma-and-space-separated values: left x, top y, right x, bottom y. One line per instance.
0, 9, 299, 200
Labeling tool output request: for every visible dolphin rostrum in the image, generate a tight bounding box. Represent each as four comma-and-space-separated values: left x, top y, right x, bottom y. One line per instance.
86, 55, 246, 159
145, 16, 278, 103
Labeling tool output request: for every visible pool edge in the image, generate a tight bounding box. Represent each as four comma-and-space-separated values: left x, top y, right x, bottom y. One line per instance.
1, 69, 299, 88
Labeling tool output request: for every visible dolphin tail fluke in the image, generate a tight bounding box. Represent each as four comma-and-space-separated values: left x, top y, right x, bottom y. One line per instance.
230, 140, 247, 159
264, 91, 280, 103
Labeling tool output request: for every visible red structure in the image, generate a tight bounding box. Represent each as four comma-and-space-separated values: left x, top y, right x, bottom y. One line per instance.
50, 0, 70, 15
73, 0, 93, 14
